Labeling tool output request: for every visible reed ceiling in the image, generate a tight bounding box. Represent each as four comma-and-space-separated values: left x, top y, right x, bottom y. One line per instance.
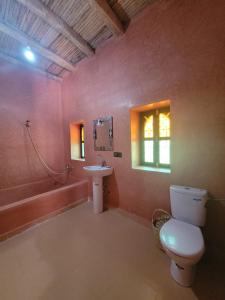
0, 0, 151, 80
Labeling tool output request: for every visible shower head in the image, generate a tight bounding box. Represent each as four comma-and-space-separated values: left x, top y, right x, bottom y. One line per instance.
25, 120, 31, 128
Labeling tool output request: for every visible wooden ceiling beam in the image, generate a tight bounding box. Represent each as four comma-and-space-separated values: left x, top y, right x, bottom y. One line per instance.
89, 0, 125, 35
0, 51, 62, 82
0, 20, 76, 72
16, 0, 94, 57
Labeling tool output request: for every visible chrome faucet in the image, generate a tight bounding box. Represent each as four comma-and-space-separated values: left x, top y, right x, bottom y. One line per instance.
65, 164, 73, 173
97, 154, 107, 167
101, 160, 107, 167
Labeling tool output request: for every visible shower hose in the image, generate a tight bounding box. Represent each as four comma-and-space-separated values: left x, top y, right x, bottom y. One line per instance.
25, 120, 70, 184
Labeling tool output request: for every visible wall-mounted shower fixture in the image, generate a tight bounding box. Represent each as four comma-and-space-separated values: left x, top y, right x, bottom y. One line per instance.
25, 120, 31, 128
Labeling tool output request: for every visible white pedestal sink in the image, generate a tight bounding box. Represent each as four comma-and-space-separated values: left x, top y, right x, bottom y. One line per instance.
83, 165, 113, 214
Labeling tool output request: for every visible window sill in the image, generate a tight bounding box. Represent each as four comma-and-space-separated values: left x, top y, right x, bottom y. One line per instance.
132, 165, 171, 174
71, 158, 85, 162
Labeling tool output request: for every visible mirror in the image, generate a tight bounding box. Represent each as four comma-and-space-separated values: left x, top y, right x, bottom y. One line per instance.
93, 116, 113, 151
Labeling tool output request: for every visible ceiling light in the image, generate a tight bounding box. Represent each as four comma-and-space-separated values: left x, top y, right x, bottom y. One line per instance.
23, 47, 36, 63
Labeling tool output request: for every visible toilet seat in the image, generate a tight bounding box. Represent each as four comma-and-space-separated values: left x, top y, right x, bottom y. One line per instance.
160, 219, 205, 259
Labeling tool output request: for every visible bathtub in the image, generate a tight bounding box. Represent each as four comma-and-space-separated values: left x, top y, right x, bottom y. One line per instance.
0, 177, 88, 240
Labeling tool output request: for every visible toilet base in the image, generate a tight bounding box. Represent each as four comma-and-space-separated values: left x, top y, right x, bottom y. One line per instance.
170, 260, 196, 287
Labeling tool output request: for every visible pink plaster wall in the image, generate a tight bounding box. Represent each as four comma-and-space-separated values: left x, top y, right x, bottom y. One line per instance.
62, 0, 225, 255
0, 61, 65, 191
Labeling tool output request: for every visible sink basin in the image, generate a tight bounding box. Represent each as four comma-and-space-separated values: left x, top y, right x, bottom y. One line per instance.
83, 165, 113, 178
83, 165, 113, 214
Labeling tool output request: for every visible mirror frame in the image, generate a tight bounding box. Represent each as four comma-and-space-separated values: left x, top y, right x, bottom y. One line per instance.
93, 116, 113, 151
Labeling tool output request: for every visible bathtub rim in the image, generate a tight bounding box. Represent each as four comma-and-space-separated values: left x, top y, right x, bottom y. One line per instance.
0, 197, 87, 242
0, 179, 88, 212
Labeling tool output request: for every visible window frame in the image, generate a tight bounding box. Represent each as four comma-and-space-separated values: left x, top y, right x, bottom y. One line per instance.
140, 106, 170, 168
79, 124, 85, 159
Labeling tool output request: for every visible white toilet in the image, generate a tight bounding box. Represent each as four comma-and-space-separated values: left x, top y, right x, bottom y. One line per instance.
160, 185, 208, 287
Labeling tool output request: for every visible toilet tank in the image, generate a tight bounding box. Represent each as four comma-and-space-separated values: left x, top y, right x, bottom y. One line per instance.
170, 185, 208, 227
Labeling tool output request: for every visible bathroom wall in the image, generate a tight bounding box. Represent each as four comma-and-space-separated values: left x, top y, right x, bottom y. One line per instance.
62, 0, 225, 257
0, 60, 65, 192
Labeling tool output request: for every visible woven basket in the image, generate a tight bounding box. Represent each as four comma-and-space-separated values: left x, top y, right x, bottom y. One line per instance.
152, 209, 171, 250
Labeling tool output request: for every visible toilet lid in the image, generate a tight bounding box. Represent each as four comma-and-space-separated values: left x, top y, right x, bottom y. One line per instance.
160, 219, 204, 257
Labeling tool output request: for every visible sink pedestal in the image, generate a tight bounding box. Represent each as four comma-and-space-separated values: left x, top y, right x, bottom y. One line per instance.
83, 165, 113, 214
93, 177, 103, 214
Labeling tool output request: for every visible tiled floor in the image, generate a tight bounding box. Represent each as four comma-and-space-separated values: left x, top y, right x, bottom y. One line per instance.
0, 202, 224, 300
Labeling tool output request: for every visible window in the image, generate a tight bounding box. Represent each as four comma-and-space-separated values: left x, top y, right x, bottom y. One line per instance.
70, 122, 85, 161
140, 107, 170, 168
80, 124, 85, 159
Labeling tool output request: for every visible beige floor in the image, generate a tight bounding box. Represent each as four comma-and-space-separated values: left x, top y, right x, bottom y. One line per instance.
0, 202, 224, 300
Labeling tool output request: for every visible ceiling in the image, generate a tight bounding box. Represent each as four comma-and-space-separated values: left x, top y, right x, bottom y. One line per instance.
0, 0, 152, 81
